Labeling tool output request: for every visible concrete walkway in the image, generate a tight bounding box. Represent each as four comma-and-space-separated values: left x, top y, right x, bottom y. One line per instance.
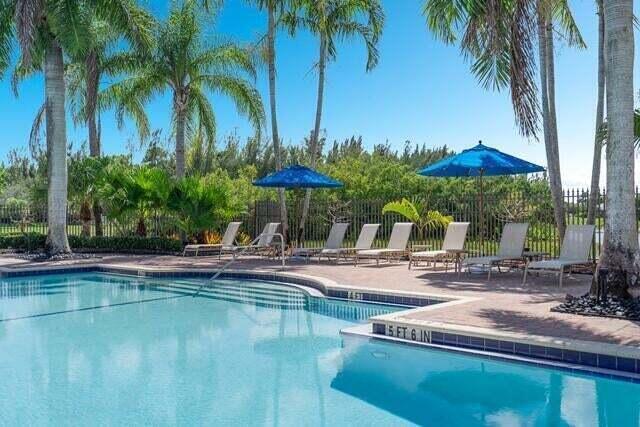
0, 253, 637, 348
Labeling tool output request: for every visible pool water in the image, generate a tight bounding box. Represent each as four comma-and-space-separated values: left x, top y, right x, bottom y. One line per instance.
0, 273, 638, 426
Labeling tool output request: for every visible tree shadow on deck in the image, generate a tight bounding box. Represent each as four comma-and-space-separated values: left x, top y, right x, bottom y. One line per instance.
412, 270, 591, 297
474, 307, 640, 345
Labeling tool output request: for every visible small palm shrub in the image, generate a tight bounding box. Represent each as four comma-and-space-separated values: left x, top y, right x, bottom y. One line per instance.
98, 165, 171, 236
167, 175, 245, 243
382, 198, 452, 239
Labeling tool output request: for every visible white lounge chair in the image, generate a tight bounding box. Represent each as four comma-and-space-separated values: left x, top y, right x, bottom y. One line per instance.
462, 222, 529, 280
319, 223, 380, 263
409, 222, 470, 271
355, 222, 413, 266
230, 222, 281, 258
182, 221, 242, 257
523, 224, 595, 287
291, 222, 349, 262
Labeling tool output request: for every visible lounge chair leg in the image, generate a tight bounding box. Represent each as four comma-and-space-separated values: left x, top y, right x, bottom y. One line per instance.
488, 265, 492, 281
376, 256, 379, 266
408, 257, 412, 270
559, 266, 564, 288
522, 263, 528, 285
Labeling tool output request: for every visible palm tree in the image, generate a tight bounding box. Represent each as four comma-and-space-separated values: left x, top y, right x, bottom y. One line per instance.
600, 0, 638, 298
587, 0, 605, 225
67, 13, 153, 237
0, 0, 154, 254
423, 0, 583, 240
248, 0, 291, 243
105, 0, 265, 178
283, 0, 384, 244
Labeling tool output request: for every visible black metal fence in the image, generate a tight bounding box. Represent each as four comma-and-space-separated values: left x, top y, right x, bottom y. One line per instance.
0, 188, 636, 258
254, 188, 634, 258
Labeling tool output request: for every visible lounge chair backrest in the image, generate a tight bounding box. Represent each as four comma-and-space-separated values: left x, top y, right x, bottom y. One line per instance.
497, 223, 529, 258
354, 224, 380, 250
221, 222, 242, 246
441, 222, 469, 251
387, 222, 413, 250
324, 222, 349, 250
257, 222, 280, 247
560, 225, 595, 261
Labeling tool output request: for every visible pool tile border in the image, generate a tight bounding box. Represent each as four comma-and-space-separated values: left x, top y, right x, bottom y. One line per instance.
368, 316, 640, 379
342, 324, 640, 383
3, 263, 640, 379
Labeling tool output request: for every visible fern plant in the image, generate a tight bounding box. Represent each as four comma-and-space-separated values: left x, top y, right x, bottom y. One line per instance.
382, 198, 452, 239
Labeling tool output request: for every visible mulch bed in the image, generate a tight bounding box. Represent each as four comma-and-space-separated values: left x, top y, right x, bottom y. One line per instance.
552, 293, 640, 320
12, 252, 99, 262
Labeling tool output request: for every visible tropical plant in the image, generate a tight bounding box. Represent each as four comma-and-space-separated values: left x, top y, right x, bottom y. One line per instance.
423, 0, 584, 240
98, 165, 172, 237
104, 0, 265, 178
68, 156, 111, 236
248, 0, 290, 243
599, 0, 638, 298
0, 0, 154, 254
282, 0, 384, 243
382, 198, 452, 239
167, 175, 244, 243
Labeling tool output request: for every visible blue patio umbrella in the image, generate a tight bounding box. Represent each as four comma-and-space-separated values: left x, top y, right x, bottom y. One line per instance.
253, 165, 343, 243
253, 164, 343, 189
418, 141, 545, 249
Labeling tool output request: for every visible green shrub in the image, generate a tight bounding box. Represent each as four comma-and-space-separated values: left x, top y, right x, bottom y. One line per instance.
69, 236, 183, 253
0, 234, 182, 254
0, 233, 47, 251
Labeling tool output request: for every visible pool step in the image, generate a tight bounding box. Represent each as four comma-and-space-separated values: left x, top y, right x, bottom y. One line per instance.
155, 283, 308, 309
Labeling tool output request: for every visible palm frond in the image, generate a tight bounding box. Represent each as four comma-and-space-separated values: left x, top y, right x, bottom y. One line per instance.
48, 0, 91, 56
0, 0, 14, 76
11, 55, 42, 96
186, 85, 217, 145
14, 0, 43, 66
191, 43, 257, 79
550, 0, 586, 48
94, 0, 156, 53
197, 74, 265, 139
382, 198, 420, 223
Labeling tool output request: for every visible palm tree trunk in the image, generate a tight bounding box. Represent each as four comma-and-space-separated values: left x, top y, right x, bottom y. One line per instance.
44, 39, 71, 255
587, 0, 606, 225
268, 5, 289, 243
537, 9, 566, 241
175, 102, 187, 179
297, 35, 327, 244
86, 50, 103, 236
601, 0, 638, 298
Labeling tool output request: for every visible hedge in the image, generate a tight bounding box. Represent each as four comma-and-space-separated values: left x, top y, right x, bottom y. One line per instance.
0, 233, 183, 254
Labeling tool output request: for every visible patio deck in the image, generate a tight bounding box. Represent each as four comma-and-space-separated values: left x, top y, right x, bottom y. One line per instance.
0, 253, 637, 349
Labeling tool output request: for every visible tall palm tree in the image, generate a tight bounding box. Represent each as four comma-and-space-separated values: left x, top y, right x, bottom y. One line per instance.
66, 13, 153, 237
106, 0, 265, 178
0, 0, 152, 254
283, 0, 384, 243
248, 0, 291, 243
423, 0, 583, 240
601, 0, 637, 297
587, 0, 605, 225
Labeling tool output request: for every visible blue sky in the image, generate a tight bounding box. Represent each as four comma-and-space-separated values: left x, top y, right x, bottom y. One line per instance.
0, 0, 637, 187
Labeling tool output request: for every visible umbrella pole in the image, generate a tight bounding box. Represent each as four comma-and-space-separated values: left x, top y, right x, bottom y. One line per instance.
479, 170, 484, 255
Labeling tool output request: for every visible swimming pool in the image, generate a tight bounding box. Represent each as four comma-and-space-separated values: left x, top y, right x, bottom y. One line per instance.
0, 272, 638, 426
